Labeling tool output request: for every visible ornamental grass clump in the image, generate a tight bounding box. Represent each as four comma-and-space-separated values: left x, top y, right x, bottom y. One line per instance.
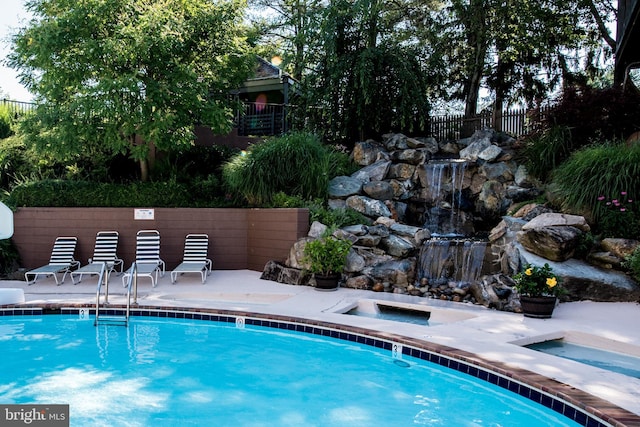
512, 263, 563, 297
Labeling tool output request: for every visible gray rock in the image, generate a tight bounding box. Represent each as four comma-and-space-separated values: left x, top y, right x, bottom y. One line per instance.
346, 195, 392, 218
308, 221, 328, 238
354, 234, 382, 247
344, 275, 373, 290
459, 137, 492, 161
345, 249, 366, 273
351, 160, 391, 182
514, 165, 539, 188
411, 136, 438, 152
517, 246, 640, 302
392, 148, 427, 165
383, 133, 409, 150
387, 163, 416, 180
476, 180, 507, 217
586, 251, 622, 269
522, 212, 591, 233
328, 176, 363, 198
341, 224, 368, 236
352, 139, 386, 166
389, 223, 422, 238
478, 145, 503, 162
362, 258, 416, 286
516, 226, 582, 261
505, 185, 543, 202
480, 162, 514, 182
368, 224, 391, 237
285, 238, 309, 269
387, 179, 414, 200
600, 238, 640, 259
362, 181, 395, 200
380, 234, 415, 257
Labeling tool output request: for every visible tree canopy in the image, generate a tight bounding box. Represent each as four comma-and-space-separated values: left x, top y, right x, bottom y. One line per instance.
9, 0, 253, 180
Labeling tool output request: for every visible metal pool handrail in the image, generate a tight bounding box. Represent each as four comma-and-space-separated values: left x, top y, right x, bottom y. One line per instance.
95, 262, 137, 326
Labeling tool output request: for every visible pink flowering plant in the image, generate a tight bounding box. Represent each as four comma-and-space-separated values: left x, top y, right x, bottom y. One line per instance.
512, 263, 563, 297
597, 191, 640, 239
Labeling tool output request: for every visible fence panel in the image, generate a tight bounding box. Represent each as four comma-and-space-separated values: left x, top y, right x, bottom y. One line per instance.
429, 106, 552, 141
1, 98, 36, 116
236, 102, 290, 136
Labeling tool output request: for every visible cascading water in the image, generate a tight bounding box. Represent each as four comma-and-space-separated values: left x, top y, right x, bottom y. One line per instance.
417, 239, 487, 285
423, 159, 469, 237
420, 159, 487, 285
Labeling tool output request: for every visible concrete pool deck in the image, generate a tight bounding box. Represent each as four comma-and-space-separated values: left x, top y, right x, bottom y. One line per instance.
2, 269, 640, 425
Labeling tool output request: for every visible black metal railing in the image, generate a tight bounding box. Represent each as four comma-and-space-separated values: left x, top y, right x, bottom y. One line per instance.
429, 106, 552, 141
1, 98, 37, 115
235, 102, 294, 136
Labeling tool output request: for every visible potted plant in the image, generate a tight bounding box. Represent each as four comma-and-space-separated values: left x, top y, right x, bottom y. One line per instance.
302, 230, 352, 291
512, 263, 564, 318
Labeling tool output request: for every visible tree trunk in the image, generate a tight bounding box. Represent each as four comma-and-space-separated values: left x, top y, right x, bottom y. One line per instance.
462, 0, 488, 137
139, 159, 149, 182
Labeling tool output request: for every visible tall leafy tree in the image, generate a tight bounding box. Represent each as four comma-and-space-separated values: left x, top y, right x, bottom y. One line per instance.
247, 0, 324, 81
302, 0, 437, 145
8, 0, 252, 181
426, 0, 616, 129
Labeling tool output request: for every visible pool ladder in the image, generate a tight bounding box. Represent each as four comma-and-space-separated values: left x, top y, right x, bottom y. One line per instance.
94, 262, 138, 326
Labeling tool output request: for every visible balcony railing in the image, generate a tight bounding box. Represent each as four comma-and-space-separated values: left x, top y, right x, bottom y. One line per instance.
235, 102, 292, 136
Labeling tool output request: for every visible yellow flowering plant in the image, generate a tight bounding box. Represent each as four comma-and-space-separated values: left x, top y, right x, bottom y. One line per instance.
512, 263, 563, 297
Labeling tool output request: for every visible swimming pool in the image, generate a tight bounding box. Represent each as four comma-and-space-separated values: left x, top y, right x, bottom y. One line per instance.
341, 299, 477, 326
0, 309, 613, 426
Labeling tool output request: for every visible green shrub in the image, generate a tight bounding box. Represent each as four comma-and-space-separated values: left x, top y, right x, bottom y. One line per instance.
310, 204, 372, 228
0, 135, 36, 191
0, 239, 20, 277
550, 141, 640, 239
0, 105, 15, 139
222, 131, 356, 206
573, 232, 596, 259
623, 247, 640, 283
6, 180, 197, 208
520, 125, 572, 181
302, 229, 352, 275
268, 192, 312, 208
152, 144, 239, 183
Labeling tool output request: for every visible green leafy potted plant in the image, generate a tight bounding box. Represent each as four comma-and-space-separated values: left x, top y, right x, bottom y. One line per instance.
302, 230, 352, 291
512, 263, 564, 318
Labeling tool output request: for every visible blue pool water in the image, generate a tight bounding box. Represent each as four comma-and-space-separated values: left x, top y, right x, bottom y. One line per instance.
0, 315, 582, 426
526, 340, 640, 379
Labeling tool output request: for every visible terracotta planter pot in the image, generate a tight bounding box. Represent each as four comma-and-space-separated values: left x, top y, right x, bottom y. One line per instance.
313, 273, 340, 291
520, 296, 557, 318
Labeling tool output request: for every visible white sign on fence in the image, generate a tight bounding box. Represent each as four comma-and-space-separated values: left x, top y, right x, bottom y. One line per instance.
134, 208, 155, 220
0, 202, 13, 239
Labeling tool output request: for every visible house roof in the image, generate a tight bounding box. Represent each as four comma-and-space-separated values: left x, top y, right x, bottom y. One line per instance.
252, 56, 285, 80
232, 56, 298, 99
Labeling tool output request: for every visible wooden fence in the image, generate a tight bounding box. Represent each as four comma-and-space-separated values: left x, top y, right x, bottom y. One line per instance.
429, 106, 551, 141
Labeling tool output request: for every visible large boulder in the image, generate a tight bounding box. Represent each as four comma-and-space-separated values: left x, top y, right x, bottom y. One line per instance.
518, 247, 640, 302
600, 238, 640, 259
328, 176, 363, 198
522, 212, 591, 233
517, 226, 582, 261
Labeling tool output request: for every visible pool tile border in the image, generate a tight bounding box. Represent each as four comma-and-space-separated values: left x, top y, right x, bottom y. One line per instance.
2, 304, 639, 427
